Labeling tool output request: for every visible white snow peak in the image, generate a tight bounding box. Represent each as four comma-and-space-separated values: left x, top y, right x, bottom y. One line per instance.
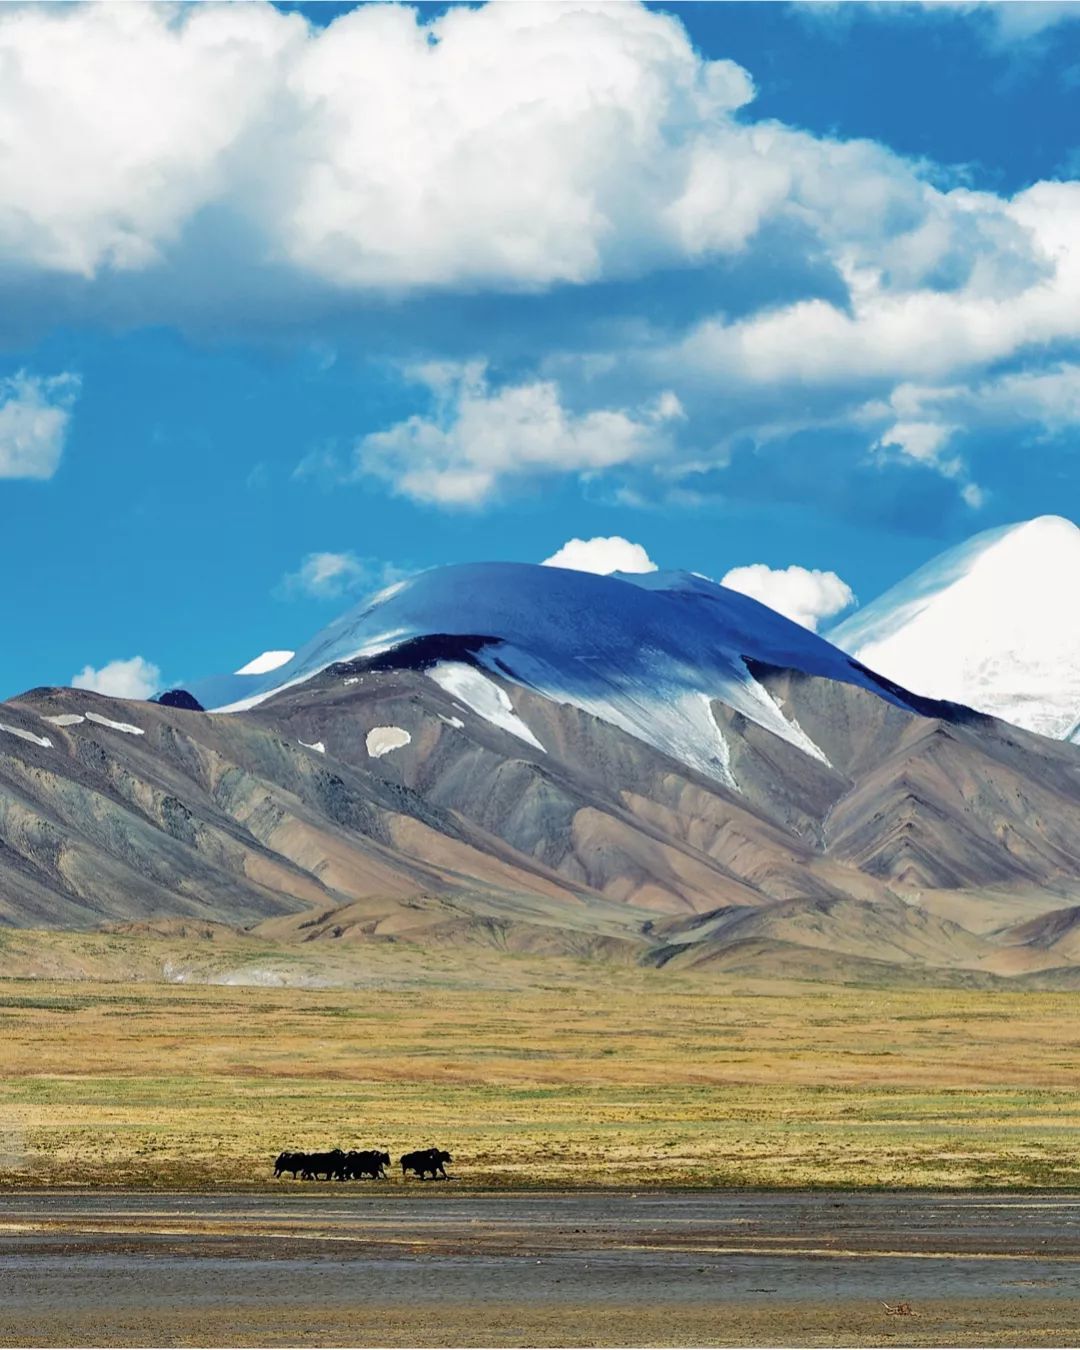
829, 515, 1080, 740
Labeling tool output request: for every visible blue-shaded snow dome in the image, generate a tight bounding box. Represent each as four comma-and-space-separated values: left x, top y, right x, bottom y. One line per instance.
187, 562, 940, 785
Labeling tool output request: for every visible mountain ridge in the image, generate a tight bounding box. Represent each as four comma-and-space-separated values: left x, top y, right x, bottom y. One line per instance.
4, 557, 1080, 983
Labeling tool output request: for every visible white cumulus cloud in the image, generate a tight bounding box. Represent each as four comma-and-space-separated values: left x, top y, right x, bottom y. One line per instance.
0, 371, 80, 480
0, 1, 1078, 520
359, 363, 682, 506
542, 536, 658, 575
0, 0, 1053, 307
0, 3, 296, 276
278, 1, 757, 289
562, 168, 1080, 514
720, 564, 856, 631
0, 1, 761, 291
71, 656, 162, 700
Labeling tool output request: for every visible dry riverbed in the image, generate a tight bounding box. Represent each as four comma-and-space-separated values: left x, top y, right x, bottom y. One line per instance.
2, 1190, 1080, 1346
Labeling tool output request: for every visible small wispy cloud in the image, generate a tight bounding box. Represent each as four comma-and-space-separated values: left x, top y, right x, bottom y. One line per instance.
794, 1, 1080, 49
277, 551, 409, 601
0, 371, 81, 480
358, 363, 683, 507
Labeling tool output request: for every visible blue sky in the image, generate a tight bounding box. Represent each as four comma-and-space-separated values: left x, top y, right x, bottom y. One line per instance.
2, 0, 1080, 698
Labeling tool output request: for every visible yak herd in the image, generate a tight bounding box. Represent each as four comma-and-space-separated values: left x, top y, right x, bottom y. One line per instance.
274, 1146, 452, 1181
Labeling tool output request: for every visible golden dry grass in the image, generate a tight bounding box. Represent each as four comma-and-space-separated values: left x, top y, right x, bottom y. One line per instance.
3, 947, 1080, 1189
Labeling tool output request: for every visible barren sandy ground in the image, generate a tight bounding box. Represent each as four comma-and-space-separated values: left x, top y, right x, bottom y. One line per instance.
1, 1190, 1079, 1346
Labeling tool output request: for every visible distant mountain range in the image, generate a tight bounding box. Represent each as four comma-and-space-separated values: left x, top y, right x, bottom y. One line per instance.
3, 533, 1080, 984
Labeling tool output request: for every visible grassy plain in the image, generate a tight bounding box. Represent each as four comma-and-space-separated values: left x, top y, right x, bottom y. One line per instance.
2, 934, 1080, 1190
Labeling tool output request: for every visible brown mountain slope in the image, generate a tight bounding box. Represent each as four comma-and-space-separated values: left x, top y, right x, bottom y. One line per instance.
648, 893, 1003, 972
997, 904, 1080, 963
3, 651, 1080, 979
750, 666, 1080, 891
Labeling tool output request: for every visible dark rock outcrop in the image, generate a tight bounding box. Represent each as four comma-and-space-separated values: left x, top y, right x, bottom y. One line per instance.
154, 689, 205, 712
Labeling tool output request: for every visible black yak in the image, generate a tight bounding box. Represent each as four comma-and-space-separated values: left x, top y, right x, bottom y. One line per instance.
301, 1149, 346, 1181
343, 1149, 391, 1180
401, 1147, 452, 1180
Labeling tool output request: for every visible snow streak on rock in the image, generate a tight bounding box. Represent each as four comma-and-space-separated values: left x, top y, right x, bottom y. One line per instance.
0, 722, 51, 748
428, 664, 544, 752
704, 698, 736, 790
85, 711, 144, 735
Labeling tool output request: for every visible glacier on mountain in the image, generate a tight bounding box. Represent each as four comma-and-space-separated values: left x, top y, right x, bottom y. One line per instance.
829, 515, 1080, 741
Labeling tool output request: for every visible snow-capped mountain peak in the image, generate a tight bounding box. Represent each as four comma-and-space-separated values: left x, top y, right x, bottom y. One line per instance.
187, 561, 959, 787
828, 515, 1080, 741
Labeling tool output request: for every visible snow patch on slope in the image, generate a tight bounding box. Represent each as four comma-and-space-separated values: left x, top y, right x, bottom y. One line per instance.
829, 515, 1080, 739
298, 739, 326, 755
428, 663, 544, 752
214, 629, 410, 713
0, 722, 51, 748
85, 712, 144, 736
236, 649, 295, 676
43, 714, 85, 727
366, 726, 412, 758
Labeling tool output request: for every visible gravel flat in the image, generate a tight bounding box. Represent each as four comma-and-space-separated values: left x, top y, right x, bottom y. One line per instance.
2, 1190, 1079, 1346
